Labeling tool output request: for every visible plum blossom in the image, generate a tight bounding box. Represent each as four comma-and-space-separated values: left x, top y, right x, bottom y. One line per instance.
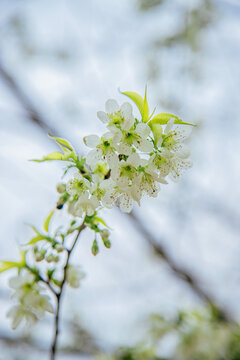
7, 272, 53, 329
66, 265, 85, 288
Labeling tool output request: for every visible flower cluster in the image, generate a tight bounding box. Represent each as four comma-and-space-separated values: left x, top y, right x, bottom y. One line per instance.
64, 93, 193, 215
7, 272, 54, 329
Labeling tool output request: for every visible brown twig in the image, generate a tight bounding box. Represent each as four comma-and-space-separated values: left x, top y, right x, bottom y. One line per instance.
50, 219, 86, 360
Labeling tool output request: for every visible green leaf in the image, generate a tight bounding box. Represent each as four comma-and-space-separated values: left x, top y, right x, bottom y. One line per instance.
30, 225, 40, 234
95, 217, 110, 228
121, 87, 150, 122
31, 151, 73, 162
27, 235, 46, 245
151, 123, 163, 146
121, 90, 145, 121
0, 261, 21, 273
148, 113, 196, 127
43, 210, 54, 233
0, 251, 26, 273
143, 86, 149, 122
48, 135, 74, 153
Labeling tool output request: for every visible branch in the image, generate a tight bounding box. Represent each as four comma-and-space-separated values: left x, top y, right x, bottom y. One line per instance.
127, 211, 233, 323
50, 219, 86, 360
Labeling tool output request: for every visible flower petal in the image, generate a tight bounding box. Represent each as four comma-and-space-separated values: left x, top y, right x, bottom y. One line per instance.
105, 99, 119, 113
97, 111, 109, 123
83, 135, 100, 148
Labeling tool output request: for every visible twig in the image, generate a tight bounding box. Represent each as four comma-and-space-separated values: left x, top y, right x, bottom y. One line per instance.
127, 210, 233, 323
50, 219, 86, 360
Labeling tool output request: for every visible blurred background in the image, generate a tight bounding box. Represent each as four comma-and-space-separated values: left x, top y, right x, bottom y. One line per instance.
0, 0, 240, 359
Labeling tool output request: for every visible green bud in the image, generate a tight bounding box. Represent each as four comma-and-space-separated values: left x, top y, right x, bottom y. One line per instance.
56, 183, 66, 194
35, 253, 44, 262
101, 229, 110, 240
46, 254, 55, 263
55, 244, 64, 253
103, 239, 111, 249
91, 239, 99, 256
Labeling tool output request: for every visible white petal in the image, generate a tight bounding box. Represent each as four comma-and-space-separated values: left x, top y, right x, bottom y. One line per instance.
164, 118, 175, 134
174, 126, 192, 141
135, 138, 154, 152
122, 116, 135, 131
135, 123, 150, 138
120, 102, 133, 120
127, 153, 141, 167
119, 193, 133, 213
83, 135, 100, 148
117, 143, 132, 155
97, 111, 109, 123
102, 132, 113, 140
105, 99, 119, 113
172, 143, 190, 158
86, 149, 102, 167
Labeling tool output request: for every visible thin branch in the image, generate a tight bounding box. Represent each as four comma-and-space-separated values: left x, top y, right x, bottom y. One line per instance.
50, 219, 86, 360
127, 210, 233, 323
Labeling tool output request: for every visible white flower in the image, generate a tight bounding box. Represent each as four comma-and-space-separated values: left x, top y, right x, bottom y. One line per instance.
97, 99, 134, 132
114, 122, 154, 153
84, 132, 118, 169
69, 192, 99, 217
7, 305, 37, 330
7, 272, 54, 329
66, 173, 90, 196
24, 292, 54, 319
66, 265, 85, 288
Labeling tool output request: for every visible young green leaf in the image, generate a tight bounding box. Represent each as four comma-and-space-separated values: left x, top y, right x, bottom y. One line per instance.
143, 86, 149, 122
43, 210, 54, 233
151, 123, 163, 146
148, 113, 196, 127
121, 90, 145, 120
27, 235, 46, 245
0, 261, 21, 273
31, 151, 73, 162
95, 216, 110, 228
48, 135, 74, 153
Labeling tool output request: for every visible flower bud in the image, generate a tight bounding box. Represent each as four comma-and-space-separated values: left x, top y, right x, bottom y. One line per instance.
46, 254, 55, 263
55, 244, 64, 253
103, 239, 111, 249
56, 183, 66, 194
101, 229, 110, 240
91, 239, 99, 256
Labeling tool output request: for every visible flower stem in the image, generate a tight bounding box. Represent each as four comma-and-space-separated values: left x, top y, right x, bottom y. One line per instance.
50, 219, 86, 360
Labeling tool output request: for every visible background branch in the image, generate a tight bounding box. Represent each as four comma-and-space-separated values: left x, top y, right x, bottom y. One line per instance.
127, 211, 233, 323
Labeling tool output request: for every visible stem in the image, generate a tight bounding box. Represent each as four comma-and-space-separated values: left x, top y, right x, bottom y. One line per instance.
50, 220, 86, 360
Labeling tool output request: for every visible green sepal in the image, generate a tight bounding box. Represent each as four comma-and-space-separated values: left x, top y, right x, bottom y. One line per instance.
27, 235, 46, 245
43, 210, 54, 233
148, 113, 196, 127
121, 88, 149, 122
94, 217, 110, 228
